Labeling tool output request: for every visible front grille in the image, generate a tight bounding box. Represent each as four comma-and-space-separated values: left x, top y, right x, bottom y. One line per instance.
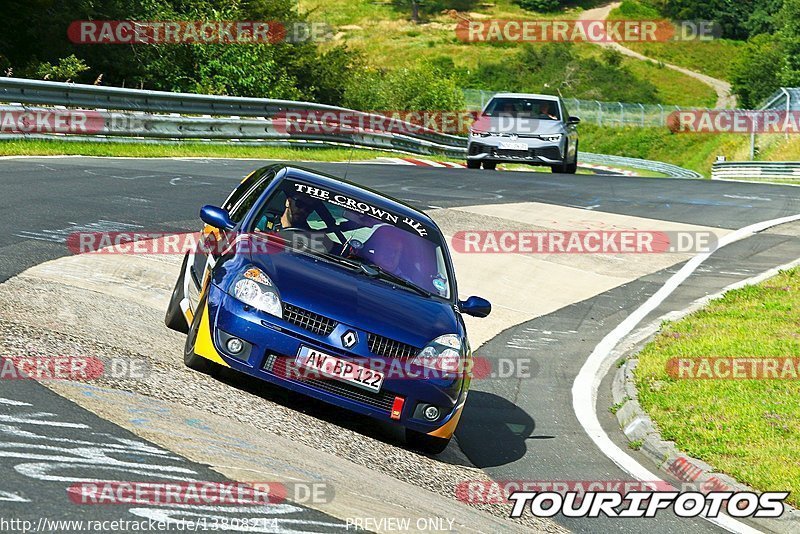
495, 148, 530, 158
282, 303, 337, 336
368, 334, 419, 360
265, 356, 397, 412
489, 146, 562, 160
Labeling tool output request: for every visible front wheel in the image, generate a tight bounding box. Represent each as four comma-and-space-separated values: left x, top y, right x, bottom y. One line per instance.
466, 159, 481, 169
406, 428, 450, 455
565, 143, 578, 174
482, 161, 497, 170
165, 253, 190, 333
183, 294, 213, 374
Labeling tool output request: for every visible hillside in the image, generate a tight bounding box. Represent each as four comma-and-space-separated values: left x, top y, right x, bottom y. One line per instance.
301, 0, 718, 107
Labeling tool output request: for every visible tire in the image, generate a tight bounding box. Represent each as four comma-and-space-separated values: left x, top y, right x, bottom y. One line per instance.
405, 428, 450, 455
466, 159, 481, 169
482, 161, 497, 170
565, 142, 578, 174
183, 291, 213, 374
165, 253, 190, 333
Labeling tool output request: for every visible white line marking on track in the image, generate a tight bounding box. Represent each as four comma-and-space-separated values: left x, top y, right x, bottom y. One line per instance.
572, 211, 800, 534
0, 398, 32, 407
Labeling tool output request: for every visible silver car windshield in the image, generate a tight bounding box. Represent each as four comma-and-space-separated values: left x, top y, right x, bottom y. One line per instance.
483, 98, 561, 121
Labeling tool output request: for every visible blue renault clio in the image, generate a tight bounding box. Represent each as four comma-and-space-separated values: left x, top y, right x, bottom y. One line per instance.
165, 164, 491, 454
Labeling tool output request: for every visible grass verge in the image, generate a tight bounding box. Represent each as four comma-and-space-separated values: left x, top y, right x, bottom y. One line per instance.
0, 139, 410, 161
635, 267, 800, 506
579, 124, 750, 177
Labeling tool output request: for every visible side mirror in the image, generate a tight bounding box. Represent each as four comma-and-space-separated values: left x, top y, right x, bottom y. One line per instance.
459, 296, 492, 318
567, 116, 581, 125
200, 205, 235, 231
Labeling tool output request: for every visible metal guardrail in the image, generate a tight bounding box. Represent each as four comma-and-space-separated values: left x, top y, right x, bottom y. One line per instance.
580, 152, 703, 179
0, 77, 704, 178
712, 161, 800, 181
0, 77, 464, 149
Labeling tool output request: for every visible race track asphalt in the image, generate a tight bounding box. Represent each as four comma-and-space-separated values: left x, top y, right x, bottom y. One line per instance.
2, 156, 799, 532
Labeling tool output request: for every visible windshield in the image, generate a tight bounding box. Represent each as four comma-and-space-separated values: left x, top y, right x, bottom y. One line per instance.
250, 179, 452, 299
483, 97, 561, 121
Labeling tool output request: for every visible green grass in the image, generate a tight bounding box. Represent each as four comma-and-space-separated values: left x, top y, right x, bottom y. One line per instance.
635, 267, 800, 506
577, 44, 717, 107
608, 1, 744, 82
623, 40, 744, 82
579, 124, 750, 177
0, 139, 413, 161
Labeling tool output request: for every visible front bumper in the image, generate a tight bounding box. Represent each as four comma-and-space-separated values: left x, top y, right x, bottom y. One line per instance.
193, 284, 468, 438
467, 139, 565, 164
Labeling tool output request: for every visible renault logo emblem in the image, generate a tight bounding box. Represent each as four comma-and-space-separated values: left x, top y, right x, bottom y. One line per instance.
342, 330, 358, 349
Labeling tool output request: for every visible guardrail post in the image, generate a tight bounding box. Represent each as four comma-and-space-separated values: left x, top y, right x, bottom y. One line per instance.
639, 103, 645, 127
783, 88, 791, 141
619, 102, 624, 126
657, 104, 663, 126
596, 100, 602, 126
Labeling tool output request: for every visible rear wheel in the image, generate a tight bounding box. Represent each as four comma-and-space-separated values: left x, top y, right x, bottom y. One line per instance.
405, 428, 450, 455
165, 253, 190, 333
482, 161, 497, 170
466, 159, 481, 169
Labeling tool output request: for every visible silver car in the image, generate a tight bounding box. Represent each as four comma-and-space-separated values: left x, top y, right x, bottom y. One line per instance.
466, 93, 580, 173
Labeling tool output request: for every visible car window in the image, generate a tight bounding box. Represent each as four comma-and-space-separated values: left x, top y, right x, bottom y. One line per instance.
224, 167, 272, 214
229, 170, 276, 224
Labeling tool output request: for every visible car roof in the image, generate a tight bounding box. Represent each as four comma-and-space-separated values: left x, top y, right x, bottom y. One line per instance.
490, 93, 561, 102
278, 165, 440, 231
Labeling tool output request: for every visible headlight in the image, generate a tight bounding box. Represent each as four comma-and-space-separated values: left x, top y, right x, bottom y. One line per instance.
411, 334, 463, 375
228, 266, 282, 318
539, 134, 562, 142
470, 129, 491, 138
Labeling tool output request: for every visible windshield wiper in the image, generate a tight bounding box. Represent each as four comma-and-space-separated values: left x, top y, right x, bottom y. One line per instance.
358, 263, 433, 298
306, 249, 360, 269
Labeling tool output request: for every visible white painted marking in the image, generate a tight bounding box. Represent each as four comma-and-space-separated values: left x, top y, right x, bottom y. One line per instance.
0, 490, 29, 502
573, 212, 800, 534
0, 398, 32, 406
0, 413, 89, 428
723, 194, 772, 202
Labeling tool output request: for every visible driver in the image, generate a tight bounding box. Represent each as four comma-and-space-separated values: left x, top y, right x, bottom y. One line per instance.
280, 193, 314, 231
538, 102, 557, 120
257, 193, 314, 232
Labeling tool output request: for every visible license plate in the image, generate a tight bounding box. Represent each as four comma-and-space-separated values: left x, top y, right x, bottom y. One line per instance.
498, 142, 528, 151
295, 346, 384, 393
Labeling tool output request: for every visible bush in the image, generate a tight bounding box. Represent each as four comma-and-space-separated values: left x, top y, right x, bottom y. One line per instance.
514, 0, 562, 11
466, 43, 659, 103
33, 55, 90, 82
343, 62, 465, 111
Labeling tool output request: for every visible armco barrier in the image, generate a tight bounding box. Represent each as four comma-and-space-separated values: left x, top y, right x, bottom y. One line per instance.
712, 161, 800, 181
0, 77, 703, 178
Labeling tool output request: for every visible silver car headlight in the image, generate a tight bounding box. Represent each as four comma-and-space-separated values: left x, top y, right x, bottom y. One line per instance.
539, 134, 562, 142
411, 334, 463, 375
228, 266, 282, 318
470, 129, 491, 138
